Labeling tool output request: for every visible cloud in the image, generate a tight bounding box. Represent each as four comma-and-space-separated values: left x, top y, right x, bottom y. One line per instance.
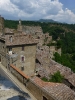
0, 0, 31, 19
45, 8, 75, 23
0, 0, 75, 23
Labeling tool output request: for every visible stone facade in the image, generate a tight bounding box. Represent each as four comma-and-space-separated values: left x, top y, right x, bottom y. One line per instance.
0, 34, 37, 76
17, 20, 53, 47
7, 44, 37, 76
0, 15, 4, 34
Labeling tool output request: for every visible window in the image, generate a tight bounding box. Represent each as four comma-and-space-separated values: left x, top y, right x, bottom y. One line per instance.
43, 96, 47, 100
21, 66, 24, 71
21, 56, 24, 62
0, 56, 1, 62
70, 85, 73, 89
38, 46, 40, 49
21, 55, 25, 62
9, 48, 12, 51
37, 36, 40, 39
22, 46, 24, 51
3, 46, 4, 48
9, 36, 12, 42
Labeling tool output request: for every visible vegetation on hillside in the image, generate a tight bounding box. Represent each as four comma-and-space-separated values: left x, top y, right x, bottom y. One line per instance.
50, 71, 64, 83
42, 71, 64, 83
54, 52, 75, 72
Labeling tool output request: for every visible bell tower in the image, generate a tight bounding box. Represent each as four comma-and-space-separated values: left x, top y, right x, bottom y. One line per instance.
19, 19, 21, 25
17, 19, 22, 32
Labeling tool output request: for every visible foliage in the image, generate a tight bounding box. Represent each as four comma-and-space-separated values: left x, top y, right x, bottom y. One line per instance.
54, 52, 75, 72
4, 20, 40, 29
41, 77, 49, 82
4, 20, 18, 29
47, 42, 56, 47
42, 71, 64, 83
56, 40, 62, 49
50, 71, 64, 83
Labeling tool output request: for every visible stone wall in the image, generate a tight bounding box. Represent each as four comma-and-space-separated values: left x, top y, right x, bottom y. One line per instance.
17, 24, 43, 34
22, 26, 43, 34
0, 16, 4, 34
0, 40, 7, 67
10, 66, 24, 82
26, 80, 55, 100
7, 44, 37, 76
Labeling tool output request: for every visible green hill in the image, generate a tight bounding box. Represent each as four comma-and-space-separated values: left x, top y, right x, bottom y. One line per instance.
38, 19, 59, 23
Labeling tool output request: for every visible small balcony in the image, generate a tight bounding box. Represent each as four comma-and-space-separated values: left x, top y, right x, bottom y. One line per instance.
6, 51, 18, 59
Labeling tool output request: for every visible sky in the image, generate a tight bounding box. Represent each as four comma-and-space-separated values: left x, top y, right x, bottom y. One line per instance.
0, 0, 75, 24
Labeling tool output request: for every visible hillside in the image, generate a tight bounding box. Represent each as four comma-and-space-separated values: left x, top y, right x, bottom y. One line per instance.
38, 19, 58, 23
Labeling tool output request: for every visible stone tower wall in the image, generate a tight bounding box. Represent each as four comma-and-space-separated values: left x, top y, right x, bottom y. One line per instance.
0, 16, 4, 33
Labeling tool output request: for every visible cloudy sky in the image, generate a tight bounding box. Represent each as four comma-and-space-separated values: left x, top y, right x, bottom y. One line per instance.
0, 0, 75, 24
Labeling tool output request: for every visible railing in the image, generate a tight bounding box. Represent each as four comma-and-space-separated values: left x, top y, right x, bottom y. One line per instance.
6, 52, 18, 58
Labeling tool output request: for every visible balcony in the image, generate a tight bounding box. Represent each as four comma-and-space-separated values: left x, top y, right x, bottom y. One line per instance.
6, 51, 18, 59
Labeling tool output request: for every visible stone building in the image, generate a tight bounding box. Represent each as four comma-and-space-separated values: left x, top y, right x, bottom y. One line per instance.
17, 19, 43, 34
0, 34, 38, 76
0, 15, 4, 34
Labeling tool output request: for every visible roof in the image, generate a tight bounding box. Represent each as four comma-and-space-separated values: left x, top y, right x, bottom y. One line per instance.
67, 73, 75, 86
31, 76, 75, 100
5, 34, 38, 46
4, 28, 14, 34
48, 61, 75, 87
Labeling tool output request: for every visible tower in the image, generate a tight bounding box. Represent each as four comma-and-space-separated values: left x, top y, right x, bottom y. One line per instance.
17, 19, 22, 32
0, 15, 4, 34
19, 19, 21, 25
